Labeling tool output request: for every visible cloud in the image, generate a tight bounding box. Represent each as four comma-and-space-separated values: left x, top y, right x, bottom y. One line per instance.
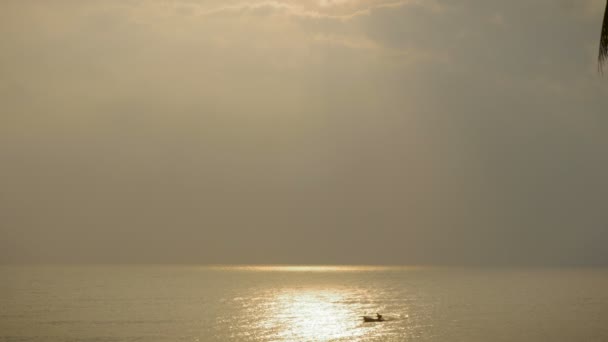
196, 0, 440, 21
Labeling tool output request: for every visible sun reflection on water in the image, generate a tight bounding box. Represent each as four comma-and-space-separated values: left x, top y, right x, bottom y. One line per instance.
253, 288, 381, 341
212, 265, 416, 340
210, 265, 419, 272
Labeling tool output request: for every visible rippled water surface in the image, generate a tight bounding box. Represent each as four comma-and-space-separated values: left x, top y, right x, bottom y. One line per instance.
2, 265, 608, 341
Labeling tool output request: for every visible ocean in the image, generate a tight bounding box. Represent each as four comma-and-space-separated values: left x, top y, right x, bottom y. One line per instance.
1, 265, 607, 341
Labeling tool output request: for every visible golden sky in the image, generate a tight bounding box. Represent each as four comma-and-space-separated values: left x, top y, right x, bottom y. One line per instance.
1, 0, 607, 265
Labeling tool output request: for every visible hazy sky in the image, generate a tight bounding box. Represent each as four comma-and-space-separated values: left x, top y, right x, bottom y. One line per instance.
1, 0, 607, 265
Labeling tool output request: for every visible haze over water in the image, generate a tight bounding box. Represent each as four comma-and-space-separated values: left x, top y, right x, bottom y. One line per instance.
2, 0, 608, 267
2, 265, 608, 341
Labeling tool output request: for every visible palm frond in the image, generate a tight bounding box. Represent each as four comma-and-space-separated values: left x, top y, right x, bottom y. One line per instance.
599, 0, 608, 73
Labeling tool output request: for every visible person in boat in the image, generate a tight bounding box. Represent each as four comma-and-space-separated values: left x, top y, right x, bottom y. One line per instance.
376, 313, 383, 320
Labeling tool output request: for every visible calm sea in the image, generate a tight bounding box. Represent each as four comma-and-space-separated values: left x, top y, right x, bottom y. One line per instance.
1, 265, 607, 341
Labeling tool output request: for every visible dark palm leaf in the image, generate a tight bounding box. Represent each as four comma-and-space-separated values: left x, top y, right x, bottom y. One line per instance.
599, 0, 608, 73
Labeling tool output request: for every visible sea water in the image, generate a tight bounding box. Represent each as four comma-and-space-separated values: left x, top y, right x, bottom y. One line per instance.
1, 265, 607, 341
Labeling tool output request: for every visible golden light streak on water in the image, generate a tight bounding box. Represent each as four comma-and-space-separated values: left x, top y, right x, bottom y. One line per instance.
208, 265, 424, 272
210, 265, 408, 340
254, 288, 383, 341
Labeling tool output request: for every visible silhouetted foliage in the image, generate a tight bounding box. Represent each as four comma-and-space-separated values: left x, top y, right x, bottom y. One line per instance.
599, 0, 608, 73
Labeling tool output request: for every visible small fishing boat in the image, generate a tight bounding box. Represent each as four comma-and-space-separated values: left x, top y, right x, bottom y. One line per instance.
363, 316, 385, 322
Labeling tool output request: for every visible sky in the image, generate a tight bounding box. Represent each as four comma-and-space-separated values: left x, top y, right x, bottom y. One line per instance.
1, 0, 607, 266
